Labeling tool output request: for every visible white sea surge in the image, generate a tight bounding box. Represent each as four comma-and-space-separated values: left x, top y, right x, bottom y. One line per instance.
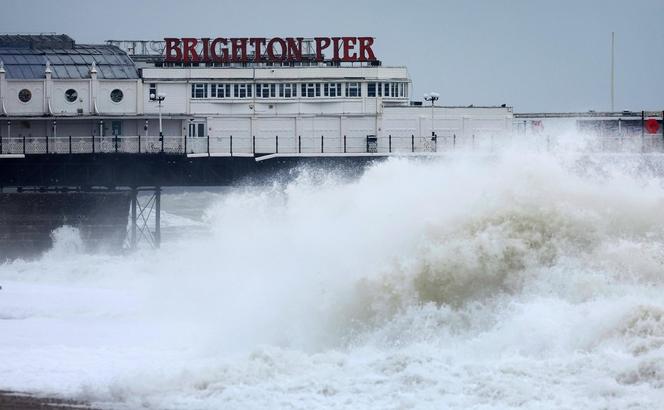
1, 141, 663, 409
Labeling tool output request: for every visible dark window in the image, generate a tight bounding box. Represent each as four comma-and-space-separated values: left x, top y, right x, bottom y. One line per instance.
149, 83, 157, 99
279, 83, 295, 98
367, 83, 376, 97
301, 83, 319, 97
346, 82, 361, 97
234, 83, 253, 98
65, 89, 78, 103
324, 83, 341, 97
212, 84, 230, 98
191, 84, 208, 99
110, 89, 124, 103
18, 89, 31, 103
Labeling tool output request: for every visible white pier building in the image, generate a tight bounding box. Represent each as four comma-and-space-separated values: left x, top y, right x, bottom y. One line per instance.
0, 34, 513, 156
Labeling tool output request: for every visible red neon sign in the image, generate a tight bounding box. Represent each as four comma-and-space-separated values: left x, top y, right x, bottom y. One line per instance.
164, 37, 377, 64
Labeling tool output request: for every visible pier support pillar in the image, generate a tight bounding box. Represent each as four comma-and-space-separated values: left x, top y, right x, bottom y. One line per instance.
154, 186, 161, 248
130, 188, 137, 249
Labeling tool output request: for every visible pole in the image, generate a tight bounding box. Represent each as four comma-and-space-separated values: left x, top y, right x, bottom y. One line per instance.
343, 135, 346, 153
46, 122, 50, 154
158, 100, 164, 153
411, 134, 414, 152
230, 135, 233, 154
5, 120, 10, 154
276, 135, 279, 153
321, 135, 324, 153
69, 135, 72, 154
611, 32, 615, 112
389, 134, 392, 153
431, 100, 435, 140
299, 135, 301, 153
130, 188, 137, 249
154, 187, 161, 248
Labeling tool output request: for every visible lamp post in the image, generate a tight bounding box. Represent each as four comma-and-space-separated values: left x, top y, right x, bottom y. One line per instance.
423, 92, 439, 151
150, 92, 166, 152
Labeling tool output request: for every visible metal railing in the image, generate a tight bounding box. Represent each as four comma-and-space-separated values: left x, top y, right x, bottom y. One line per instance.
0, 136, 185, 155
1, 133, 663, 156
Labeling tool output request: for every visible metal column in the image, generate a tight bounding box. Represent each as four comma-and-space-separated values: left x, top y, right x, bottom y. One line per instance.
154, 186, 161, 248
130, 188, 137, 249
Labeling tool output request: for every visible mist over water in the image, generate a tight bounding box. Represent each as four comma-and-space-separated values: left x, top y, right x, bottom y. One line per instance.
1, 139, 664, 409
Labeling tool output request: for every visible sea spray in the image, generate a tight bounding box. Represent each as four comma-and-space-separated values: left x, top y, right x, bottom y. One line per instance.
1, 145, 663, 409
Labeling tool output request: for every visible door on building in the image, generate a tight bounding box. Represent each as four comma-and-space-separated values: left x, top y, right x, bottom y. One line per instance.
188, 120, 206, 138
111, 121, 122, 136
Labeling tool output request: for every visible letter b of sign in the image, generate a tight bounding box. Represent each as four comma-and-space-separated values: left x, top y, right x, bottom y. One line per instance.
164, 38, 182, 62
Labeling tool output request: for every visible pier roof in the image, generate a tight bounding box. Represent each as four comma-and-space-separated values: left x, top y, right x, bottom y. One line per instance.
0, 34, 138, 80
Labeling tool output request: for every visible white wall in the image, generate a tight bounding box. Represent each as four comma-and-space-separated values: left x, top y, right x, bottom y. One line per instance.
382, 106, 513, 140
97, 80, 139, 114
5, 80, 44, 115
143, 82, 188, 115
51, 80, 90, 115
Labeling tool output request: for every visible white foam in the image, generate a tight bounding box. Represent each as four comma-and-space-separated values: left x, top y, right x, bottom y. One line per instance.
1, 141, 664, 409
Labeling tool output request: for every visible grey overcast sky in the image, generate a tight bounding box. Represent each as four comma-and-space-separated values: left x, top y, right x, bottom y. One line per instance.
1, 0, 663, 112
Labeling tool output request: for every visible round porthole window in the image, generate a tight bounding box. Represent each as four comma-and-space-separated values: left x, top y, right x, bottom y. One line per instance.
110, 89, 124, 103
65, 89, 78, 103
18, 89, 32, 103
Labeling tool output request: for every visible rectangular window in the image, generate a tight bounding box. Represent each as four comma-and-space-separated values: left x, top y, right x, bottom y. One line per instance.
391, 83, 398, 98
346, 82, 361, 97
149, 83, 157, 99
402, 83, 408, 98
211, 84, 231, 98
383, 83, 390, 97
188, 121, 206, 137
191, 83, 208, 99
279, 83, 296, 98
256, 83, 277, 98
234, 83, 253, 98
301, 83, 320, 97
323, 83, 341, 97
191, 84, 207, 98
367, 82, 376, 97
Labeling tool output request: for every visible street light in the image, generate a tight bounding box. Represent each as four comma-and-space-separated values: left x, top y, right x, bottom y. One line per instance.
423, 92, 439, 151
150, 92, 166, 152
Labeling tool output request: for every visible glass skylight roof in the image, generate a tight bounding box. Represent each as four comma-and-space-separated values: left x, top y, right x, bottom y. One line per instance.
0, 35, 139, 80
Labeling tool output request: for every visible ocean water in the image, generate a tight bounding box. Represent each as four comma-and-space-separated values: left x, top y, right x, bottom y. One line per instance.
1, 142, 664, 409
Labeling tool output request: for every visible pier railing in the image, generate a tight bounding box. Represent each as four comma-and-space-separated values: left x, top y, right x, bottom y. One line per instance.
1, 134, 663, 156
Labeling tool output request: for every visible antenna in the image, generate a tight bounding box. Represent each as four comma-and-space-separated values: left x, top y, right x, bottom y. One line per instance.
611, 32, 615, 112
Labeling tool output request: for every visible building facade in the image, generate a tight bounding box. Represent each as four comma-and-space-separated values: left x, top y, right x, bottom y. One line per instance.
0, 35, 513, 156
